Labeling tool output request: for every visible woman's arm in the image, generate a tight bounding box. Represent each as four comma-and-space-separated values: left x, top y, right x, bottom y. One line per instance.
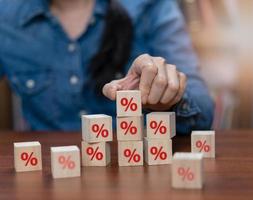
103, 0, 214, 134
145, 0, 214, 133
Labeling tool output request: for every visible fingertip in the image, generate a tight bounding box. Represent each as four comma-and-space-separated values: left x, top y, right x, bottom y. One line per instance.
141, 94, 148, 105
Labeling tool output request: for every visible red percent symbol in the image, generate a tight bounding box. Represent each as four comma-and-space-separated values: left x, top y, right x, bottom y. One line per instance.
86, 147, 103, 160
120, 121, 137, 135
124, 148, 141, 163
120, 97, 137, 112
177, 167, 194, 181
150, 146, 167, 160
21, 152, 38, 166
150, 120, 167, 135
196, 140, 210, 152
58, 155, 75, 170
92, 124, 109, 138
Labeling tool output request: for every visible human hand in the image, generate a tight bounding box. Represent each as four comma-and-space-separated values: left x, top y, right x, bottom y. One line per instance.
102, 54, 187, 111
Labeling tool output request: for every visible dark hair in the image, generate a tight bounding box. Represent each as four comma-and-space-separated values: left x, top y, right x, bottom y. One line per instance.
87, 0, 133, 94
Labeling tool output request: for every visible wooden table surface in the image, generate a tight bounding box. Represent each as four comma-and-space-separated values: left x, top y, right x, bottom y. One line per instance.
0, 130, 252, 200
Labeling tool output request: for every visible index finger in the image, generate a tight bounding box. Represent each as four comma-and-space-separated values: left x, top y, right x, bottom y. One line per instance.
131, 54, 158, 104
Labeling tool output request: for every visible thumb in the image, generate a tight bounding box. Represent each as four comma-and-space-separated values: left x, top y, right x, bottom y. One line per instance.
102, 80, 123, 100
102, 75, 140, 100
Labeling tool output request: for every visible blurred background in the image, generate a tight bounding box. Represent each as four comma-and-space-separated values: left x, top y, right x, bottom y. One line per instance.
0, 0, 252, 130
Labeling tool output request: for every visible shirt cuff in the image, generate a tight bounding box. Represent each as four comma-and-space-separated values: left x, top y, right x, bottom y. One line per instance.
172, 91, 201, 117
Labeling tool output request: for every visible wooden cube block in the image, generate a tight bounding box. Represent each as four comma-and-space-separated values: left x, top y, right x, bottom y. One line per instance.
14, 141, 42, 172
146, 112, 176, 139
172, 153, 203, 189
116, 90, 142, 117
118, 141, 143, 166
81, 141, 111, 166
82, 114, 113, 143
144, 137, 172, 165
51, 146, 80, 179
191, 131, 215, 158
117, 116, 143, 141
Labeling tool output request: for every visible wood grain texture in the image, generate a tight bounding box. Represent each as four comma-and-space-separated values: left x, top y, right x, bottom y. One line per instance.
0, 130, 253, 199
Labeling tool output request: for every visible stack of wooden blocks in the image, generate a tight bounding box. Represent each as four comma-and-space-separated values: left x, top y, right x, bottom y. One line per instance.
116, 90, 144, 166
81, 114, 113, 166
116, 90, 176, 166
144, 112, 175, 165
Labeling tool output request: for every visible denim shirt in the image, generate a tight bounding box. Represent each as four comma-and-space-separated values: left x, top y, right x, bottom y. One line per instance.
0, 0, 214, 133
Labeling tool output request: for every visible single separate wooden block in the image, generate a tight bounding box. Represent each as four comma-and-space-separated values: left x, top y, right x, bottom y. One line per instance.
116, 90, 142, 117
146, 112, 176, 139
51, 146, 80, 179
81, 141, 111, 166
191, 131, 215, 158
172, 153, 203, 189
144, 137, 172, 165
82, 114, 113, 143
117, 116, 143, 141
118, 141, 143, 166
14, 141, 42, 172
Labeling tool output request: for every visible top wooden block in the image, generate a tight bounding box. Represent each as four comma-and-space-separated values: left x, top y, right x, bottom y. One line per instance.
146, 112, 176, 139
82, 114, 113, 143
116, 90, 142, 117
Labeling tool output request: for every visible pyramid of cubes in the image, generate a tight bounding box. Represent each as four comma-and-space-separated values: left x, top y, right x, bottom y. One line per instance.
81, 90, 175, 167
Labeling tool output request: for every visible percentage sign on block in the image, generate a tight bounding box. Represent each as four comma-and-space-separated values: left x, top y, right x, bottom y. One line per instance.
92, 124, 109, 138
86, 147, 103, 161
124, 148, 141, 163
120, 121, 137, 135
150, 146, 167, 160
177, 167, 194, 181
21, 152, 38, 166
196, 140, 210, 152
58, 155, 75, 170
150, 120, 167, 135
120, 97, 137, 111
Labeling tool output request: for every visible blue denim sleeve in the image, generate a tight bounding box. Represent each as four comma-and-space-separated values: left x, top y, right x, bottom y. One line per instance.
145, 0, 214, 134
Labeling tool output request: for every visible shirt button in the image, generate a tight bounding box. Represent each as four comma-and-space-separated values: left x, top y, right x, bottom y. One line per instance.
26, 79, 35, 89
70, 75, 79, 85
68, 43, 76, 52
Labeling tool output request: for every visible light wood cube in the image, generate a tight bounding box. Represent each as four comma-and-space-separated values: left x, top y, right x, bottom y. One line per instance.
117, 116, 143, 141
118, 141, 143, 166
116, 90, 142, 117
51, 146, 80, 179
146, 112, 176, 139
172, 153, 203, 189
81, 141, 111, 166
144, 137, 172, 165
14, 141, 42, 172
191, 131, 215, 158
82, 114, 113, 143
